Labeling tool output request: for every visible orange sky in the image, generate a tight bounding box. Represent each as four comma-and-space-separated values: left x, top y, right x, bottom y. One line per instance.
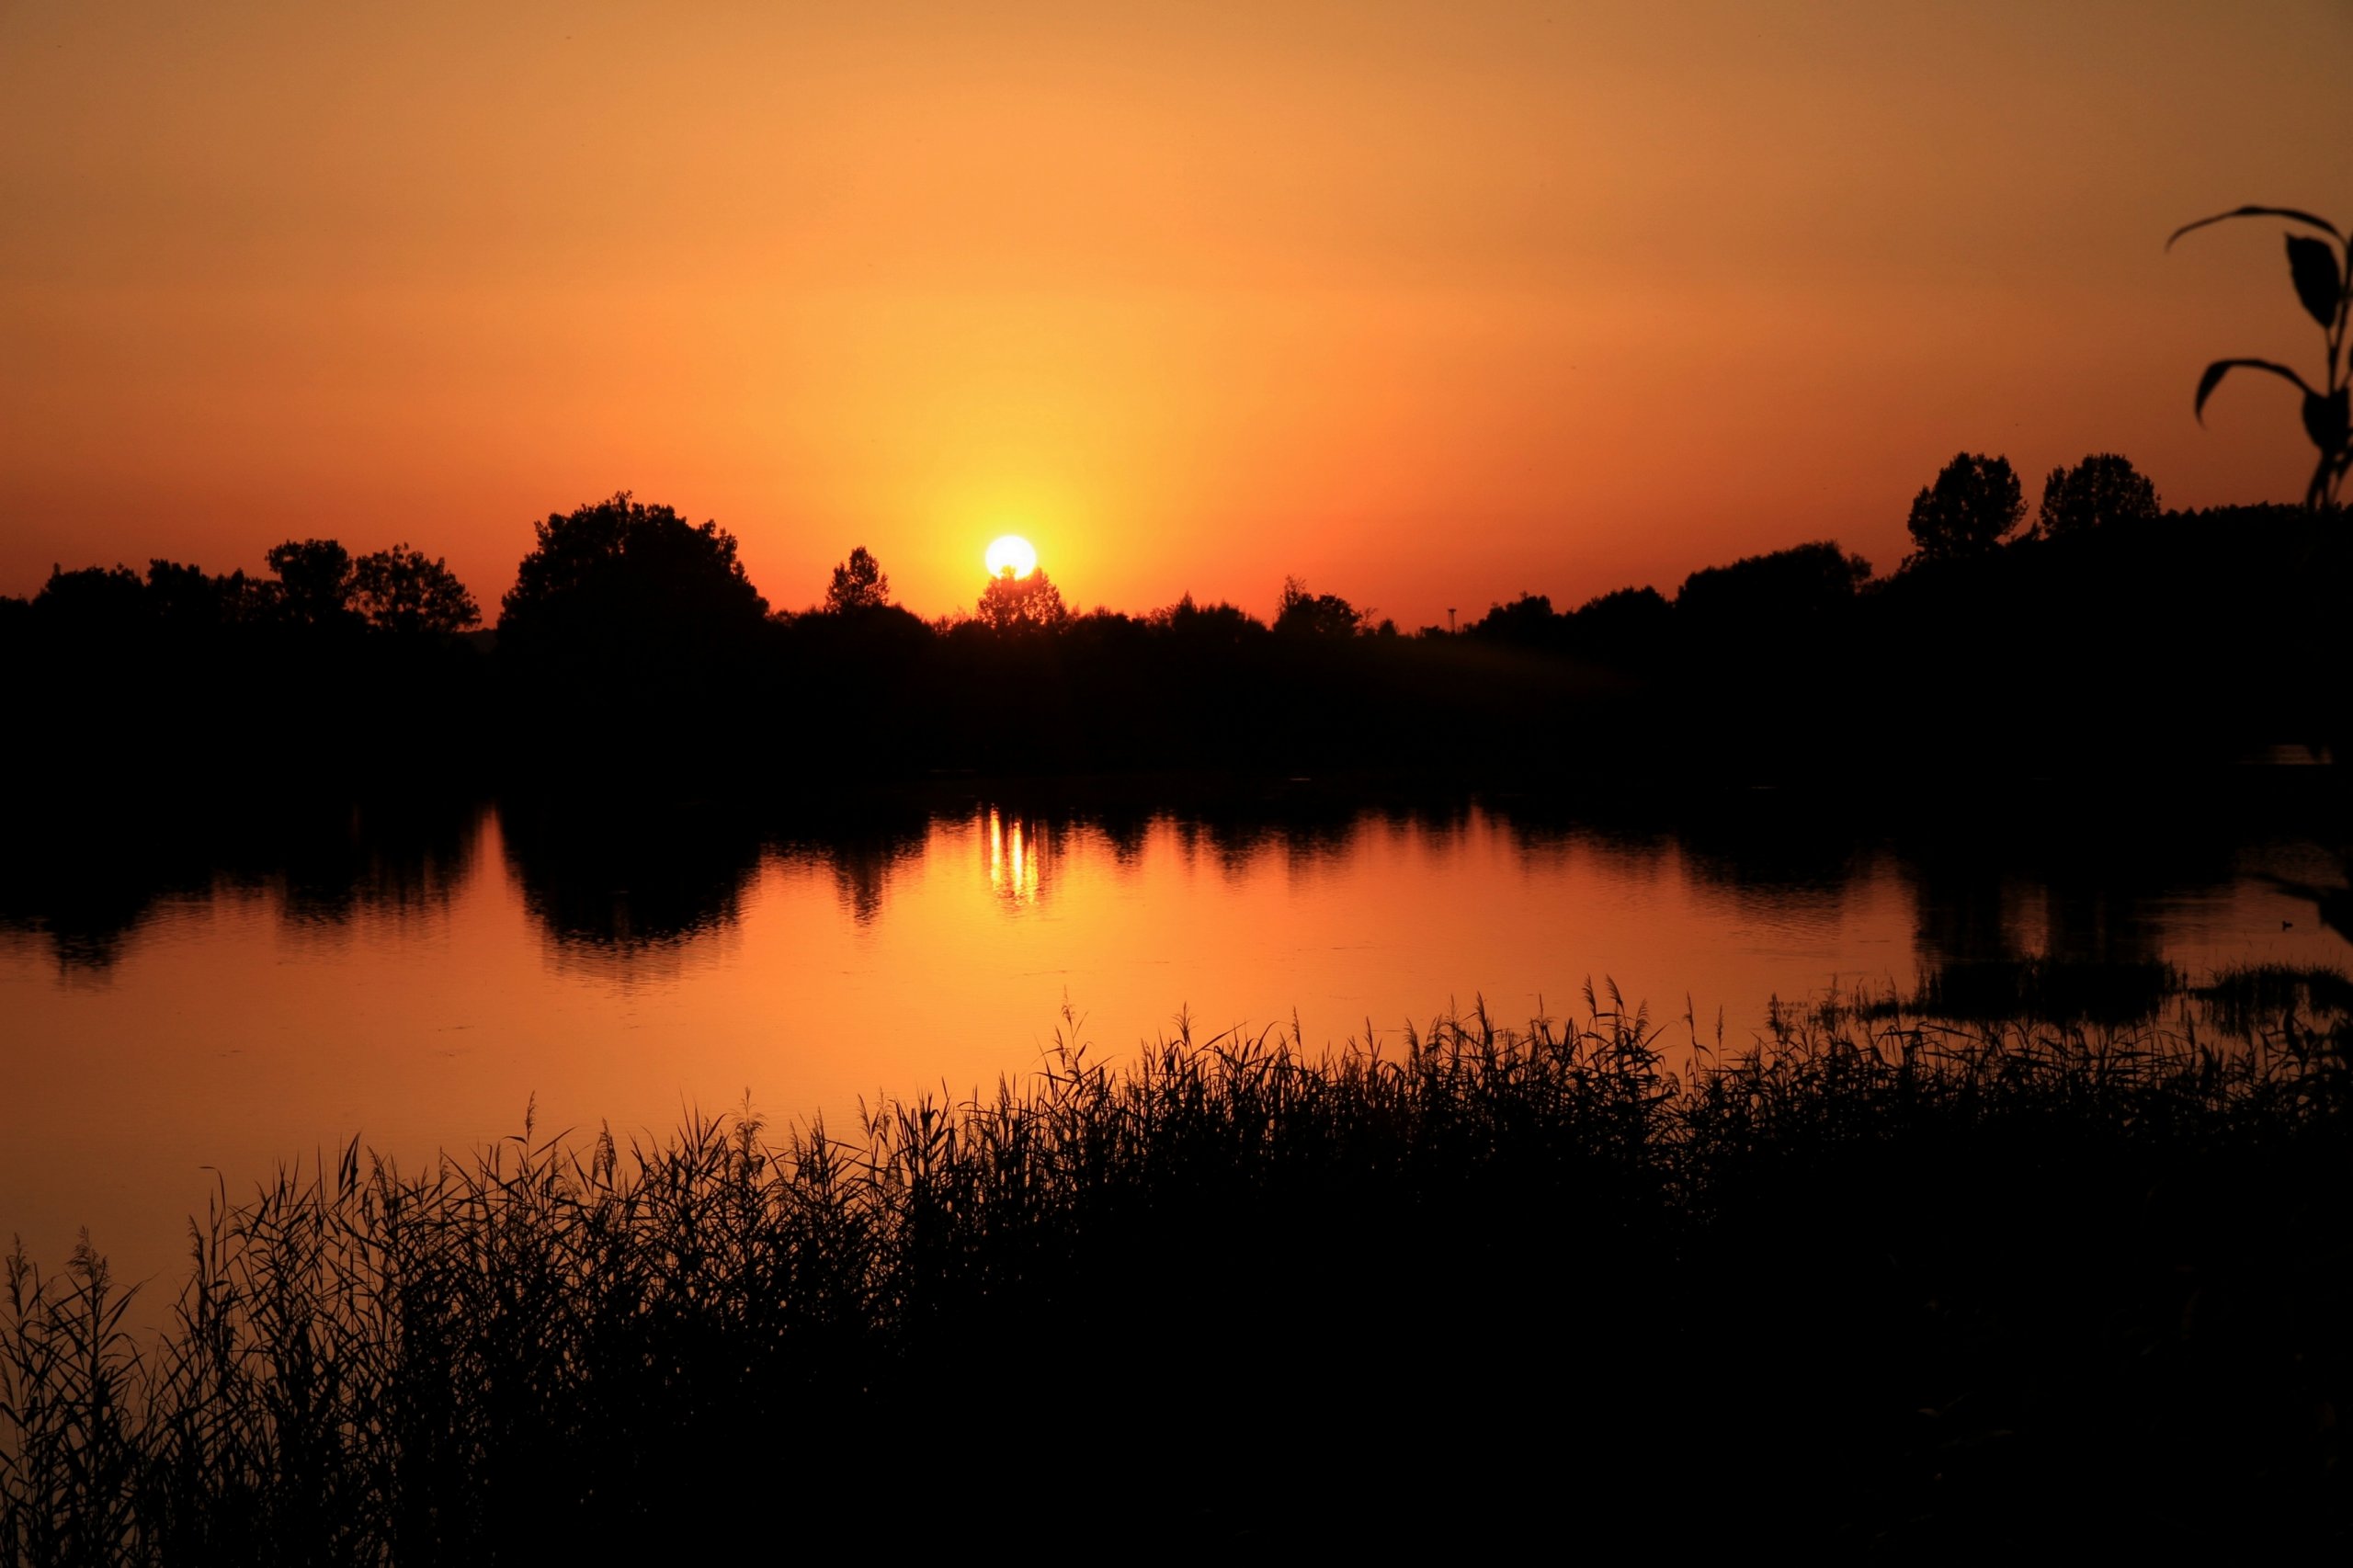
3, 1, 2346, 628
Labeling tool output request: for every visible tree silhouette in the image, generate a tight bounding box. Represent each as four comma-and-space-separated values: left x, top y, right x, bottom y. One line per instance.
975, 567, 1068, 632
499, 493, 768, 664
1904, 454, 2023, 564
153, 560, 280, 630
1272, 575, 1364, 638
351, 544, 481, 634
824, 546, 892, 613
2036, 454, 2160, 540
266, 539, 362, 630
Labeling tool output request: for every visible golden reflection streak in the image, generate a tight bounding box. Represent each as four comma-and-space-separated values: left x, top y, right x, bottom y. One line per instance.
983, 808, 1042, 904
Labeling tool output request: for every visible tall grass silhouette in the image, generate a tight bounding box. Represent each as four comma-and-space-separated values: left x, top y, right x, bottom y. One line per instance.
4, 978, 2346, 1559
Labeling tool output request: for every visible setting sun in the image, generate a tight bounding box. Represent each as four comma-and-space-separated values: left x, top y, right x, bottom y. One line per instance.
983, 534, 1039, 580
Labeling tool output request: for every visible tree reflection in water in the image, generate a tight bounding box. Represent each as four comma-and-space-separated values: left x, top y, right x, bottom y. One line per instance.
498, 801, 764, 979
0, 795, 483, 975
1, 784, 2332, 1011
775, 811, 928, 926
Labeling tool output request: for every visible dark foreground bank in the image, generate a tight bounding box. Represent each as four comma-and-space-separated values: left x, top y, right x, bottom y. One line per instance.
4, 975, 2347, 1562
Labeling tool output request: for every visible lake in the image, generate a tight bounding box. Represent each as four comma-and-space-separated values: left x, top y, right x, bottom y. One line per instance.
3, 777, 2344, 1318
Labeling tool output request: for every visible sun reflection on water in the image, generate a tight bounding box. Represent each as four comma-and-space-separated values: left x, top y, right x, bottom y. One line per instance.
983, 808, 1045, 904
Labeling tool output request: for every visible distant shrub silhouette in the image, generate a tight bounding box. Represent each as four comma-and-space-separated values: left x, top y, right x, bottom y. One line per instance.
1466, 593, 1563, 650
350, 544, 479, 634
1461, 584, 1677, 665
1556, 585, 1671, 668
1571, 585, 1667, 634
2036, 454, 2160, 539
1676, 540, 1870, 626
1904, 453, 2023, 564
1272, 575, 1365, 638
2170, 205, 2352, 509
1147, 593, 1267, 646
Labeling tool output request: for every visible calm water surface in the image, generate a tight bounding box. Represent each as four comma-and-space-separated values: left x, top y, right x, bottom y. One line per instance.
2, 790, 2343, 1315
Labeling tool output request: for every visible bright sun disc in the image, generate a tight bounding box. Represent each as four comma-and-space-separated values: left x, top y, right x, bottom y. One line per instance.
984, 534, 1038, 579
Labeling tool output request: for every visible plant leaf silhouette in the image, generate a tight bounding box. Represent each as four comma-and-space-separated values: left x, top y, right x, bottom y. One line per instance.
2166, 204, 2344, 249
2193, 358, 2313, 424
2174, 204, 2353, 507
2302, 388, 2350, 460
2285, 234, 2344, 329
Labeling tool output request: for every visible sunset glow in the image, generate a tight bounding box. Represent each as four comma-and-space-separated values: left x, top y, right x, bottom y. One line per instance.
3, 4, 2346, 624
984, 534, 1040, 581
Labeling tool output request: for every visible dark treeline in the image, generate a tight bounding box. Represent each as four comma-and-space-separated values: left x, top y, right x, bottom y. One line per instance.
6, 460, 2346, 799
5, 538, 486, 792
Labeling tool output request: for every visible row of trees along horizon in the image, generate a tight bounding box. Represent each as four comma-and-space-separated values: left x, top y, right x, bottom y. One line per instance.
8, 449, 2347, 791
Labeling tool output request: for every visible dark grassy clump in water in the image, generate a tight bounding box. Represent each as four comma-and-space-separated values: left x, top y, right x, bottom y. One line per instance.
2196, 960, 2353, 1035
3, 985, 2347, 1562
1895, 955, 2189, 1026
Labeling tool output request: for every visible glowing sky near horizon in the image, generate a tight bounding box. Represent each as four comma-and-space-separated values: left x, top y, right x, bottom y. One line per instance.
2, 1, 2346, 628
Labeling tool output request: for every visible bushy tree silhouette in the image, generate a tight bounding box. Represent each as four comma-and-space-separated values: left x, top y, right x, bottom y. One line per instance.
1466, 593, 1563, 649
266, 539, 362, 630
1572, 585, 1670, 645
1148, 593, 1266, 645
351, 544, 480, 634
1677, 540, 1870, 624
32, 563, 146, 632
143, 560, 260, 631
2037, 454, 2160, 539
975, 567, 1068, 632
824, 547, 892, 613
1273, 575, 1364, 638
1904, 453, 2023, 564
499, 493, 767, 665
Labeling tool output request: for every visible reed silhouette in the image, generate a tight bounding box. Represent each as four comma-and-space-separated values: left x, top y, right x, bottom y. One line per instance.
3, 983, 2343, 1556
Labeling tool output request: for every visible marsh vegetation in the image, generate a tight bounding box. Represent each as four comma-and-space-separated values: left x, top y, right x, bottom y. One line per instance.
4, 969, 2345, 1560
